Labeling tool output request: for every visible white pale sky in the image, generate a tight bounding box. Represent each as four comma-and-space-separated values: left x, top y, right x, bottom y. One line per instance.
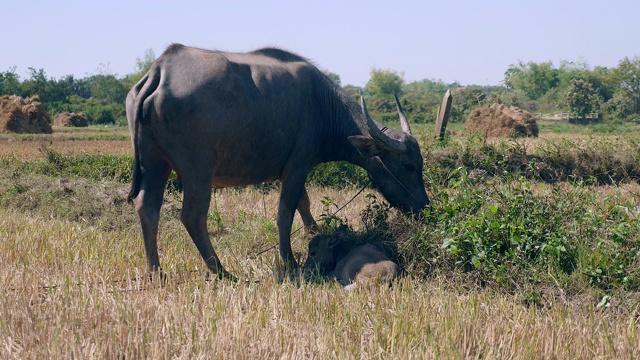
2, 0, 638, 87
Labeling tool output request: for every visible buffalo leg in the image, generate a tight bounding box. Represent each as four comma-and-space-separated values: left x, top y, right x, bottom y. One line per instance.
278, 173, 309, 269
180, 174, 233, 279
297, 187, 317, 233
134, 155, 171, 272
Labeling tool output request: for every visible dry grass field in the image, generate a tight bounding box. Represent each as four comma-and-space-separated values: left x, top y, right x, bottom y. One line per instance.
0, 126, 131, 159
1, 125, 639, 358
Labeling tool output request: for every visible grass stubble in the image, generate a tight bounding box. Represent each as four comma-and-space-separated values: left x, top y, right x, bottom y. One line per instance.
2, 190, 639, 359
0, 127, 639, 358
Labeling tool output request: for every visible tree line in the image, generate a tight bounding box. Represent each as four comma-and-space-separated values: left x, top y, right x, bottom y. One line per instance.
1, 49, 639, 126
0, 49, 155, 126
351, 56, 640, 125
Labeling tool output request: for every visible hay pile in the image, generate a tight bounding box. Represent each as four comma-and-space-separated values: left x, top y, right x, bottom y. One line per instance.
465, 103, 539, 138
0, 95, 52, 134
54, 112, 88, 127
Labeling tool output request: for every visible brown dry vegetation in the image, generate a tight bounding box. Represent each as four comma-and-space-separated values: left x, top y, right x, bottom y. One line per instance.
1, 126, 639, 358
0, 95, 52, 134
2, 188, 640, 358
53, 112, 88, 127
0, 127, 130, 159
465, 103, 539, 138
0, 139, 131, 159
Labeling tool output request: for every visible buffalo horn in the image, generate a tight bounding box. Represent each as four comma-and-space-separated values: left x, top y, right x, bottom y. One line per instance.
394, 94, 412, 135
360, 96, 407, 153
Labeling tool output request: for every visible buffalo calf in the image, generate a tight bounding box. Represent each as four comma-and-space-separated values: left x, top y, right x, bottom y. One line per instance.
303, 226, 398, 290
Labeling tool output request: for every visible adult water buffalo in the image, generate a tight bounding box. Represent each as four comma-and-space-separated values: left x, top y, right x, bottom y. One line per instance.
126, 44, 429, 279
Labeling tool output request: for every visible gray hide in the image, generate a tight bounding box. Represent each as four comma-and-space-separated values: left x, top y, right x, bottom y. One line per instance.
126, 44, 428, 278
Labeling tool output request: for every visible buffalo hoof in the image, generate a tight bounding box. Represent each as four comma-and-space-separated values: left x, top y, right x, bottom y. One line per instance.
145, 270, 169, 287
204, 268, 238, 283
273, 259, 304, 284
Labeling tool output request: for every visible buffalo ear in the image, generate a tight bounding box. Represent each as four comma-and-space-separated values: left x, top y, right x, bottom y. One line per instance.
348, 135, 382, 158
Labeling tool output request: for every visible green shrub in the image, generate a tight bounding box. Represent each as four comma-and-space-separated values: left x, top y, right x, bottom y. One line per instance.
400, 162, 640, 292
307, 161, 369, 189
438, 179, 577, 284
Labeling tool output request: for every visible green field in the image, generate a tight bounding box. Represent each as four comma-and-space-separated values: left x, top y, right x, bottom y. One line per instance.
1, 125, 639, 358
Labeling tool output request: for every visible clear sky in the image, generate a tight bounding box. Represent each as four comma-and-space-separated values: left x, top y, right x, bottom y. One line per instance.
1, 0, 638, 87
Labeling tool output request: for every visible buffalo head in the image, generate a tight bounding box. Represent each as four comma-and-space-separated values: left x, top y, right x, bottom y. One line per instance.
348, 95, 429, 214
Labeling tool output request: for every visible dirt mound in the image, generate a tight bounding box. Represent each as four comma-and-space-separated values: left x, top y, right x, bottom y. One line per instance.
0, 95, 52, 134
54, 112, 88, 127
465, 103, 539, 138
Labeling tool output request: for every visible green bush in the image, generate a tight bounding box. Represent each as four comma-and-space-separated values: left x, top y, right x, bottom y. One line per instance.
438, 179, 577, 284
307, 161, 369, 189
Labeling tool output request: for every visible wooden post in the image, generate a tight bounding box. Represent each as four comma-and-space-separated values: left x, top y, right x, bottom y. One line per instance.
435, 90, 452, 140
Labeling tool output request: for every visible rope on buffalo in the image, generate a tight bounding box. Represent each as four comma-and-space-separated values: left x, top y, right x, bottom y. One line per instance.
251, 179, 371, 259
251, 153, 420, 259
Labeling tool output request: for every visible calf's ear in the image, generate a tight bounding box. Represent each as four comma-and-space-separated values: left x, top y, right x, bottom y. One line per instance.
327, 236, 341, 249
328, 225, 348, 248
333, 225, 348, 238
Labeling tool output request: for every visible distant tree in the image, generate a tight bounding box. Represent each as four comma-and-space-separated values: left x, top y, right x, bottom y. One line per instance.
604, 91, 635, 121
58, 74, 91, 99
557, 61, 613, 104
82, 100, 121, 125
504, 61, 559, 100
400, 79, 465, 123
323, 71, 341, 87
135, 48, 156, 74
122, 48, 157, 90
557, 60, 590, 86
21, 67, 51, 100
403, 78, 457, 96
341, 84, 361, 103
0, 67, 21, 96
18, 67, 72, 104
86, 74, 127, 104
366, 68, 404, 97
611, 56, 640, 114
565, 79, 602, 119
450, 86, 487, 122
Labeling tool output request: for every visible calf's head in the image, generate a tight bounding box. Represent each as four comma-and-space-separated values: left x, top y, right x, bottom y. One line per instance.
303, 225, 348, 275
